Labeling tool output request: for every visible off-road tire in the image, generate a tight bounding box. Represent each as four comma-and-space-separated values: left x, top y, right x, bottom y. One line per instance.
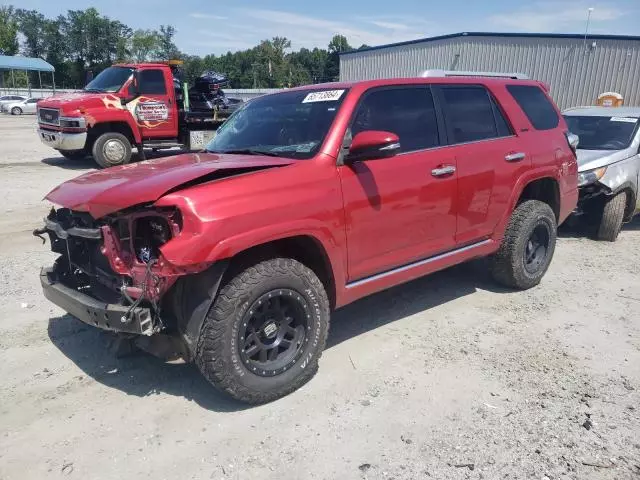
196, 258, 330, 404
595, 192, 626, 242
11, 107, 22, 115
92, 132, 132, 168
60, 149, 87, 160
490, 200, 557, 290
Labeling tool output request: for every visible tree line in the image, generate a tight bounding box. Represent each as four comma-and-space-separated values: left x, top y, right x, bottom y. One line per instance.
0, 5, 367, 90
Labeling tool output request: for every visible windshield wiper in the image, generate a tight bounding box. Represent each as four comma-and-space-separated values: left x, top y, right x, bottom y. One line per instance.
211, 148, 283, 157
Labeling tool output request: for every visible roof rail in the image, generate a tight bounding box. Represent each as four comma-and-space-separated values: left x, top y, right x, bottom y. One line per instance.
420, 69, 529, 80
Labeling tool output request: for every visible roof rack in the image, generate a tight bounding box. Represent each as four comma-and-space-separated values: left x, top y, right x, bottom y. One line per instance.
420, 69, 528, 80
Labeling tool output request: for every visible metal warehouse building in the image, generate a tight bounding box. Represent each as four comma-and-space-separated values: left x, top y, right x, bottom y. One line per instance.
339, 32, 640, 109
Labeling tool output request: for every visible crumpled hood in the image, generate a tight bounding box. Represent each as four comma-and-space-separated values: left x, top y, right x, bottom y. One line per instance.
576, 148, 635, 172
45, 152, 295, 218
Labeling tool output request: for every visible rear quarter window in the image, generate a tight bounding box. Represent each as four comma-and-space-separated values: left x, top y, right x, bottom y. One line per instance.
507, 85, 559, 131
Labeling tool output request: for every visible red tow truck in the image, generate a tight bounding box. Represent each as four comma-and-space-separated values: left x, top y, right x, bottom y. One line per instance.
36, 61, 230, 168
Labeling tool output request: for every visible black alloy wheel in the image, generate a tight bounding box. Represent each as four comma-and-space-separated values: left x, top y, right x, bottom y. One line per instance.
523, 223, 550, 274
239, 289, 310, 377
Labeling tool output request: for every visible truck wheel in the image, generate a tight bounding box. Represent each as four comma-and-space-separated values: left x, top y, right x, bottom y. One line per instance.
595, 192, 626, 242
92, 132, 132, 168
60, 149, 87, 160
490, 200, 557, 290
11, 107, 22, 115
196, 258, 330, 404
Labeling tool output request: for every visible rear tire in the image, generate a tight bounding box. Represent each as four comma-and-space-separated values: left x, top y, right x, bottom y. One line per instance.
11, 107, 22, 115
490, 200, 557, 290
196, 258, 330, 404
92, 132, 132, 168
595, 192, 626, 242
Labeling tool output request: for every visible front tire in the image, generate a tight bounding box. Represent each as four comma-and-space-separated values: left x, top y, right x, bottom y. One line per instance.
196, 258, 330, 404
490, 200, 557, 290
11, 107, 22, 115
92, 132, 132, 168
60, 149, 88, 160
595, 192, 626, 242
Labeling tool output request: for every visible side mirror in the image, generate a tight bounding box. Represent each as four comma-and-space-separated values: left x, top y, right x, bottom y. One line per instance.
122, 72, 140, 105
346, 130, 401, 163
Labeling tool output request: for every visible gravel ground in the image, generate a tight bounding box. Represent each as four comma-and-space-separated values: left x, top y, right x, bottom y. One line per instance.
0, 114, 638, 480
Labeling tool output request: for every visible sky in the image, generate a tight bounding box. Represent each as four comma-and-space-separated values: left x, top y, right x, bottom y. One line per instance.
5, 0, 640, 56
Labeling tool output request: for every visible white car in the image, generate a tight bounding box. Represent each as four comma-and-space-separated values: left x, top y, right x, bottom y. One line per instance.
0, 95, 27, 109
2, 97, 40, 115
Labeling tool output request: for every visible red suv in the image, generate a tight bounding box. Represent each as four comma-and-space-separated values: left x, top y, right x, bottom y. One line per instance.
37, 75, 578, 403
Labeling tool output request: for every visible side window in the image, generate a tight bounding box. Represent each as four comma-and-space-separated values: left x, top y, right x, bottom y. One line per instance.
493, 102, 513, 137
351, 87, 439, 153
139, 69, 167, 95
507, 84, 559, 130
440, 86, 507, 144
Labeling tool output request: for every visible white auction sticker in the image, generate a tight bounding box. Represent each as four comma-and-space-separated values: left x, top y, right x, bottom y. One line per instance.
302, 90, 345, 103
610, 116, 638, 123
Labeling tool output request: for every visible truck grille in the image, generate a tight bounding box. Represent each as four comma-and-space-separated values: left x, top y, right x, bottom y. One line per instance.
38, 108, 60, 126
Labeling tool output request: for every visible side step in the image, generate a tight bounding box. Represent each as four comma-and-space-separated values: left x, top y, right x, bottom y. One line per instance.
143, 141, 185, 149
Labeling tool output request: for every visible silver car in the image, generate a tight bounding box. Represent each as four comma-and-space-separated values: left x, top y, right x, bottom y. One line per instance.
563, 106, 640, 241
0, 95, 26, 109
2, 97, 40, 115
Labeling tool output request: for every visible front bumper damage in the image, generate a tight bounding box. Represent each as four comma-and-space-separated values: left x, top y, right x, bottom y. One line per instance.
40, 267, 155, 335
35, 207, 185, 337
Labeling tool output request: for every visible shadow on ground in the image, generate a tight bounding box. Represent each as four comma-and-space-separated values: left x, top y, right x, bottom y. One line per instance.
558, 214, 640, 238
48, 259, 507, 410
41, 150, 184, 170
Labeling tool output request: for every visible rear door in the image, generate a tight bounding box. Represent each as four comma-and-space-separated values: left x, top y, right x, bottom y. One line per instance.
434, 84, 531, 245
134, 68, 177, 139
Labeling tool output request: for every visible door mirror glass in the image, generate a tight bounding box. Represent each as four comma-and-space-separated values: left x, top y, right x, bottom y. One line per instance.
347, 130, 400, 162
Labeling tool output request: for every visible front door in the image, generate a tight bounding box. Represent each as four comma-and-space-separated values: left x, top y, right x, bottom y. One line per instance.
338, 85, 458, 282
133, 68, 177, 139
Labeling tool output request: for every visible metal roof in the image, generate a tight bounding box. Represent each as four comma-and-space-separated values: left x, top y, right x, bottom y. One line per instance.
0, 55, 55, 72
340, 31, 640, 56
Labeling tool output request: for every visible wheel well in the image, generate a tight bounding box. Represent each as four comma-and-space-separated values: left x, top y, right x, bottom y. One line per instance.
518, 177, 560, 220
87, 122, 135, 147
223, 236, 336, 309
619, 188, 637, 221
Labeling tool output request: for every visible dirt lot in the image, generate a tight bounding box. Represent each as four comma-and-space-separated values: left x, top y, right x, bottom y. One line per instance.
0, 114, 638, 480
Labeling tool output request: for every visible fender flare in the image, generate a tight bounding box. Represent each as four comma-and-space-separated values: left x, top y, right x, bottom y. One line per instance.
84, 110, 142, 144
493, 168, 561, 240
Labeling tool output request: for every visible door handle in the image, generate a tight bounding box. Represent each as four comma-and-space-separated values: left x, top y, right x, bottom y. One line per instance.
431, 165, 456, 177
505, 152, 526, 162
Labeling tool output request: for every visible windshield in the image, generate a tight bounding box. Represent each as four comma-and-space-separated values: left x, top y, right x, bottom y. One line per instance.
85, 66, 134, 93
206, 88, 349, 159
564, 115, 639, 150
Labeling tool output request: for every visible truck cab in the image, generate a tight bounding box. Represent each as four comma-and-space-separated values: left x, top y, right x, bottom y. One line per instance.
36, 62, 223, 168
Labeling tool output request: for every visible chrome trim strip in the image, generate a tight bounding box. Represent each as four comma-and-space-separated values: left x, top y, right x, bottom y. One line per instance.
345, 239, 492, 289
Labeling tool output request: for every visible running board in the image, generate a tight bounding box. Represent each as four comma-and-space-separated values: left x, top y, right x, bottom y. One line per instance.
345, 239, 492, 289
143, 141, 184, 149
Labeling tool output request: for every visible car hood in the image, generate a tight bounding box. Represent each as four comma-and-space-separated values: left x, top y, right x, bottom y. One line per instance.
576, 148, 635, 172
37, 91, 115, 115
45, 152, 295, 218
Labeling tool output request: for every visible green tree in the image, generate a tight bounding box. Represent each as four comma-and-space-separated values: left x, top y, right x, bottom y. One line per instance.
325, 34, 352, 81
158, 25, 180, 60
0, 6, 19, 55
129, 29, 161, 62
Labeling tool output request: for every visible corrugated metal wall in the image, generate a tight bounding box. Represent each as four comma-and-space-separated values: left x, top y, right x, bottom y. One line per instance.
340, 35, 640, 109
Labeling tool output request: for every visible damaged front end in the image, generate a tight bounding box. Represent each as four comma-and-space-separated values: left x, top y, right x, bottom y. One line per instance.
36, 206, 193, 337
